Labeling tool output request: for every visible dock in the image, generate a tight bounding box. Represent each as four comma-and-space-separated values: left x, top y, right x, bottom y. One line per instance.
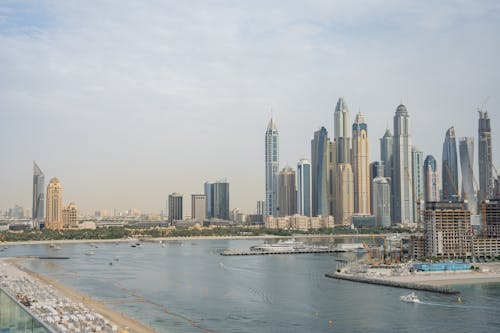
325, 272, 460, 294
221, 249, 341, 256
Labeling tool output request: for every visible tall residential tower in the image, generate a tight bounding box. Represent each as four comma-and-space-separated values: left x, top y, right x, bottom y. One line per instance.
442, 127, 459, 201
46, 177, 63, 230
297, 159, 312, 217
392, 104, 413, 225
265, 118, 279, 217
352, 113, 370, 214
459, 137, 477, 214
478, 111, 494, 201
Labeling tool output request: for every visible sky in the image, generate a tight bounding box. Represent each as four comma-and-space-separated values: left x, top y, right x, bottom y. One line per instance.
1, 1, 499, 215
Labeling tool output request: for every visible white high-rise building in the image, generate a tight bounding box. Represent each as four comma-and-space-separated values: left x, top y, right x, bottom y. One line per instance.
373, 177, 391, 227
392, 104, 413, 226
265, 118, 279, 217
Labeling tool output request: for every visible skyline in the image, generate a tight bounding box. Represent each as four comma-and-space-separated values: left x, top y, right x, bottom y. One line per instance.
1, 1, 500, 214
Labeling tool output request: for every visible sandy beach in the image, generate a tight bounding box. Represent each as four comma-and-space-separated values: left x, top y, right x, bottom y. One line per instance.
1, 258, 156, 333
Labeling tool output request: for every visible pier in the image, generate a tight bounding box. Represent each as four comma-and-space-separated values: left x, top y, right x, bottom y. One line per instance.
221, 249, 341, 256
325, 272, 461, 294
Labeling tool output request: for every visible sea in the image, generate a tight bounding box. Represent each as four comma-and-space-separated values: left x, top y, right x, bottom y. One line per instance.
2, 237, 500, 333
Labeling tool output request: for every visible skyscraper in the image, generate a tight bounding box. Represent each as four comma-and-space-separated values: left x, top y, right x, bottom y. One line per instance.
412, 146, 424, 224
297, 159, 312, 217
423, 155, 440, 202
352, 113, 370, 214
278, 166, 297, 216
265, 118, 279, 217
335, 163, 354, 225
168, 193, 183, 223
478, 111, 494, 201
392, 104, 413, 225
191, 194, 206, 221
380, 129, 393, 182
442, 127, 459, 201
311, 127, 330, 217
369, 161, 384, 214
46, 177, 62, 230
459, 137, 477, 214
205, 180, 230, 220
380, 129, 393, 220
32, 161, 45, 229
372, 177, 391, 227
334, 97, 351, 164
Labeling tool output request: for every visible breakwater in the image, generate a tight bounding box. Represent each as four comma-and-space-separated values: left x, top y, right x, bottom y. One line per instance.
221, 249, 340, 256
325, 272, 460, 294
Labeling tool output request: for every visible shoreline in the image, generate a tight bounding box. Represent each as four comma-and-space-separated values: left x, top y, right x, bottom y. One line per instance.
0, 233, 397, 246
2, 258, 156, 333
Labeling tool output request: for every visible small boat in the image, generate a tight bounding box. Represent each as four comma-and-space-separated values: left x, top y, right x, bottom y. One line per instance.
400, 292, 421, 303
135, 243, 140, 246
109, 262, 113, 266
48, 243, 56, 248
131, 245, 137, 248
457, 297, 462, 303
113, 257, 119, 261
54, 246, 62, 251
85, 251, 95, 256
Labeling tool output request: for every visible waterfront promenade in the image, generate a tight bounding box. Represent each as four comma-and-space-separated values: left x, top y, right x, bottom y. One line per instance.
0, 258, 155, 333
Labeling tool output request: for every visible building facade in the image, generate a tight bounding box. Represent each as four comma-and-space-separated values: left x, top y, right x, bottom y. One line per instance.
459, 137, 477, 214
191, 194, 206, 221
32, 161, 45, 229
423, 202, 472, 258
392, 104, 413, 225
311, 127, 330, 217
168, 193, 183, 222
46, 177, 63, 230
442, 127, 459, 201
352, 113, 370, 215
412, 146, 424, 224
205, 180, 230, 221
278, 166, 296, 216
372, 177, 391, 227
265, 118, 280, 217
423, 155, 440, 203
478, 111, 494, 201
297, 159, 312, 216
62, 202, 78, 228
335, 163, 354, 225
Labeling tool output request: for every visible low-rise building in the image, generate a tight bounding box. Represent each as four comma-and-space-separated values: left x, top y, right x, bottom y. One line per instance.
265, 215, 333, 231
472, 237, 500, 258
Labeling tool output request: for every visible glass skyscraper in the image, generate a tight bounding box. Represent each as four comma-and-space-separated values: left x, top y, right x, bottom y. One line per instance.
204, 180, 230, 221
32, 161, 45, 229
442, 127, 459, 201
311, 127, 330, 217
297, 159, 312, 217
265, 118, 279, 217
459, 137, 477, 214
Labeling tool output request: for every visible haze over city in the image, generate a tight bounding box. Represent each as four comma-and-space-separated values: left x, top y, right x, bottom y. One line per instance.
1, 1, 499, 214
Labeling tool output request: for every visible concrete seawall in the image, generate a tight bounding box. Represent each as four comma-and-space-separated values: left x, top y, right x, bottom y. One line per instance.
325, 272, 461, 294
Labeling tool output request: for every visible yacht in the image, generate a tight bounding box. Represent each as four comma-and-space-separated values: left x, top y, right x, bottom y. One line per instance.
400, 292, 421, 303
250, 238, 307, 252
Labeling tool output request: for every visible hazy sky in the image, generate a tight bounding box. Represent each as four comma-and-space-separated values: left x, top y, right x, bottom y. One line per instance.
1, 1, 499, 215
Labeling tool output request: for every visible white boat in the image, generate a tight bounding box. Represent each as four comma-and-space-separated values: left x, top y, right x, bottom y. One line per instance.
85, 251, 95, 256
54, 246, 62, 251
400, 292, 421, 303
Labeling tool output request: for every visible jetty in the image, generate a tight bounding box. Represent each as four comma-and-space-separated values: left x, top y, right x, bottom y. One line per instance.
325, 272, 460, 294
221, 249, 340, 256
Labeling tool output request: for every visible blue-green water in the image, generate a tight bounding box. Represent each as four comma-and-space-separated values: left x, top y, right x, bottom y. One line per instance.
2, 238, 500, 333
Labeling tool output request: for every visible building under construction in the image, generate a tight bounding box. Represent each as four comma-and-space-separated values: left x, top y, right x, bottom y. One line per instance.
423, 202, 472, 259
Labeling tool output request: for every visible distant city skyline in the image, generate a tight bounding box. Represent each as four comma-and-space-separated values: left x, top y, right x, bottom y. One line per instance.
0, 1, 499, 214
